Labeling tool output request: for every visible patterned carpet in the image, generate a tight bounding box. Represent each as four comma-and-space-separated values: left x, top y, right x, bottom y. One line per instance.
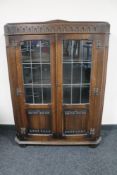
0, 126, 117, 175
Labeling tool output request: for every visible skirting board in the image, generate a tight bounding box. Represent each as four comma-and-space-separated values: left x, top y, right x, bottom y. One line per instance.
15, 136, 102, 145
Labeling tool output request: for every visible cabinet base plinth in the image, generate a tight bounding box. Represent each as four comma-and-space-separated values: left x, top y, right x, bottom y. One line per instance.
15, 136, 102, 146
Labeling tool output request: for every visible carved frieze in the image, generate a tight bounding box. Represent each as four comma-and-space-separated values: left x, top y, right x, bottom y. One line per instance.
64, 128, 95, 135
4, 21, 110, 35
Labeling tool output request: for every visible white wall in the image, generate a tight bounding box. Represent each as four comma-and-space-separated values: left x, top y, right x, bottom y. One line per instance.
0, 0, 117, 124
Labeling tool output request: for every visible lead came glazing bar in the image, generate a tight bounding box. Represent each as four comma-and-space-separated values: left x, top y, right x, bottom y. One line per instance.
29, 41, 34, 103
71, 41, 74, 104
40, 40, 43, 103
30, 41, 35, 104
80, 40, 83, 103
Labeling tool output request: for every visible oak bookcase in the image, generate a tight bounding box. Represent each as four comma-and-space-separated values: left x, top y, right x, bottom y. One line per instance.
4, 20, 110, 145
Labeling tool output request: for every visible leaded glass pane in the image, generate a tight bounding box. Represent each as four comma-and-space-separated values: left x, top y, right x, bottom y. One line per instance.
21, 41, 30, 63
82, 41, 92, 62
72, 86, 80, 103
63, 39, 92, 104
21, 40, 51, 104
63, 63, 71, 84
63, 40, 72, 62
34, 86, 42, 103
24, 85, 33, 103
81, 86, 90, 103
41, 40, 50, 62
63, 40, 81, 62
23, 64, 32, 84
32, 64, 41, 84
43, 87, 51, 103
31, 41, 40, 62
82, 63, 91, 84
42, 64, 51, 84
73, 63, 81, 84
63, 86, 71, 103
73, 41, 80, 61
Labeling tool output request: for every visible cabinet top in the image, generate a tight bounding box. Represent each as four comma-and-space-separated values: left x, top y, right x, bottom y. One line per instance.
4, 20, 110, 36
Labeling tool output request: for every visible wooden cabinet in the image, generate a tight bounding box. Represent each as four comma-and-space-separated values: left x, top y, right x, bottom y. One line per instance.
4, 20, 110, 145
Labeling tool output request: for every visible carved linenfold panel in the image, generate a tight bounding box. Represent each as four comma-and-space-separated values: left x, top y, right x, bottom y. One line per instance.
4, 21, 110, 35
64, 130, 86, 134
28, 129, 51, 134
64, 110, 87, 116
27, 110, 50, 115
64, 128, 95, 136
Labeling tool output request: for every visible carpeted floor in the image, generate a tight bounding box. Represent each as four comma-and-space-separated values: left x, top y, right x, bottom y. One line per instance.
0, 126, 117, 175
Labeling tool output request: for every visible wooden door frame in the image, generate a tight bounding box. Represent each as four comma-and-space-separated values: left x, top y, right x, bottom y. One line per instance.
89, 34, 109, 138
15, 34, 57, 135
56, 33, 98, 137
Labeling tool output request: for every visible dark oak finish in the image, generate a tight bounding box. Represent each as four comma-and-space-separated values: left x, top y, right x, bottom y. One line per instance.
4, 20, 110, 145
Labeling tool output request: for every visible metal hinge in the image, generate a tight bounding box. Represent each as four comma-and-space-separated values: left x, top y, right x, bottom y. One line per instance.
85, 128, 95, 138
16, 88, 22, 96
16, 128, 27, 140
93, 88, 99, 96
20, 128, 27, 135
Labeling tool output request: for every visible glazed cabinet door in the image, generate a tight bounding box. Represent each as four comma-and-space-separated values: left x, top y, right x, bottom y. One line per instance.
15, 35, 56, 137
56, 34, 97, 139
